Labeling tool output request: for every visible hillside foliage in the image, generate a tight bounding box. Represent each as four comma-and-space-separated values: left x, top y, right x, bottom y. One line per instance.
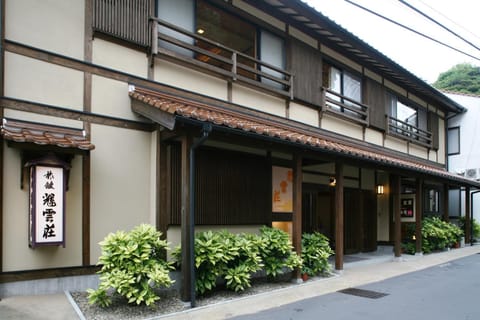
432, 63, 480, 94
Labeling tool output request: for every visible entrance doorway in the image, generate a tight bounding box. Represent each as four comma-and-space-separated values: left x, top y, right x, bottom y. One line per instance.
302, 185, 377, 254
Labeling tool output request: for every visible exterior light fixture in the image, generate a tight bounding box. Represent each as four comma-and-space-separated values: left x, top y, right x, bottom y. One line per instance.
329, 177, 336, 186
376, 184, 384, 195
197, 28, 205, 35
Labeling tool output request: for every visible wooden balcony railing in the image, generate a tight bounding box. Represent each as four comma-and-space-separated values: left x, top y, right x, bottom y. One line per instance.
150, 18, 293, 98
320, 87, 369, 125
386, 116, 432, 148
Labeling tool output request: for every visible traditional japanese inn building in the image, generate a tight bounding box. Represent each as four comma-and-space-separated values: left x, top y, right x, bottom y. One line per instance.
1, 0, 478, 298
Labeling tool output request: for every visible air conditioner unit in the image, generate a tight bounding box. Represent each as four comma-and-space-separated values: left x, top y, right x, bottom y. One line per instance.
465, 168, 479, 180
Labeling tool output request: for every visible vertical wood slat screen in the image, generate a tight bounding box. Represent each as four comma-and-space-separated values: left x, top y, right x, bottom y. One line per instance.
170, 143, 182, 225
169, 146, 270, 226
93, 0, 152, 47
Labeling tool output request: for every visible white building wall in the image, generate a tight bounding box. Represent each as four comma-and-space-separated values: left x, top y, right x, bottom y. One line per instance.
5, 0, 85, 60
446, 93, 480, 222
90, 125, 154, 262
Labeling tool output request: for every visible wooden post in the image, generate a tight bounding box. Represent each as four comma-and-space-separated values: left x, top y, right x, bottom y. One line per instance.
393, 175, 401, 257
82, 154, 91, 266
180, 134, 192, 301
465, 187, 471, 244
415, 179, 423, 254
335, 161, 344, 271
292, 154, 302, 278
443, 184, 449, 222
82, 0, 93, 267
0, 129, 3, 271
157, 130, 168, 238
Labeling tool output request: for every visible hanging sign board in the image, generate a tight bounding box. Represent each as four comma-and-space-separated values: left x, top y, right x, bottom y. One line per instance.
272, 166, 293, 213
29, 165, 66, 248
400, 194, 415, 222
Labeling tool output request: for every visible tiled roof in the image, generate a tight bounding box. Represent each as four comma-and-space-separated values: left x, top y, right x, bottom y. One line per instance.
1, 119, 95, 151
129, 86, 477, 186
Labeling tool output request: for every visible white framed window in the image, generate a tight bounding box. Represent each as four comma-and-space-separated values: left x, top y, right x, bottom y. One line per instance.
447, 126, 460, 155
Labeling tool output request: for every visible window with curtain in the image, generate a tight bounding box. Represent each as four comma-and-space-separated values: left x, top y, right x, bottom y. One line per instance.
322, 62, 362, 115
260, 30, 285, 88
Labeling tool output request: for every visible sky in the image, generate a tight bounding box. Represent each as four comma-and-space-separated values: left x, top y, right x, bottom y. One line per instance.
304, 0, 480, 84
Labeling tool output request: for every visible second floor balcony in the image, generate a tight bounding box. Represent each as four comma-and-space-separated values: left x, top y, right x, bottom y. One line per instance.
386, 116, 432, 148
150, 18, 293, 99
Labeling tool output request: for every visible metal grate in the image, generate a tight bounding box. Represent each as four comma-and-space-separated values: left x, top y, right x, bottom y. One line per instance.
338, 288, 388, 299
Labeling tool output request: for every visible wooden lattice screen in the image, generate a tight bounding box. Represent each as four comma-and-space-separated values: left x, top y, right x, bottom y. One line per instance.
93, 0, 152, 47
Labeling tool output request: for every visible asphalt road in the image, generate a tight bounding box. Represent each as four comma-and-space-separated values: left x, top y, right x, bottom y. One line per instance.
231, 253, 480, 320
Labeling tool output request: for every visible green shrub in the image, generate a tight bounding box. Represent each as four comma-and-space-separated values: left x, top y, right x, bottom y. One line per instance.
173, 227, 301, 294
87, 224, 174, 307
257, 226, 302, 278
422, 217, 463, 253
173, 230, 264, 294
401, 241, 416, 255
459, 217, 480, 241
475, 220, 480, 240
301, 232, 334, 276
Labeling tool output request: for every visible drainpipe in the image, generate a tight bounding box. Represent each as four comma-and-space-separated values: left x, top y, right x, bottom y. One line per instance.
470, 190, 480, 246
189, 123, 212, 308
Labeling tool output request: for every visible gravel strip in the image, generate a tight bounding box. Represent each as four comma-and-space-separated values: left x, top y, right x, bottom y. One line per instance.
70, 276, 314, 320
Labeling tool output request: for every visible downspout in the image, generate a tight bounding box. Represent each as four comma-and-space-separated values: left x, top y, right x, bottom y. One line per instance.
470, 190, 480, 246
189, 123, 212, 308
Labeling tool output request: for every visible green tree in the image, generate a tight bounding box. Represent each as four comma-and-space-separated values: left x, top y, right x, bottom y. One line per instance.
432, 63, 480, 94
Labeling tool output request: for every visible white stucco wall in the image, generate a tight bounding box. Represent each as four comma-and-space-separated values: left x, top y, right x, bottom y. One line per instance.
5, 52, 84, 111
93, 39, 148, 78
154, 60, 228, 101
5, 0, 85, 60
90, 125, 154, 262
446, 93, 480, 173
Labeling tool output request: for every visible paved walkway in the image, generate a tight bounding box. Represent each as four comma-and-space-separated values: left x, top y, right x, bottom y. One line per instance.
1, 245, 479, 319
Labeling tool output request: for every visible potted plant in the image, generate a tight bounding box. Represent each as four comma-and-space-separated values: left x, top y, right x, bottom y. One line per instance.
301, 271, 309, 282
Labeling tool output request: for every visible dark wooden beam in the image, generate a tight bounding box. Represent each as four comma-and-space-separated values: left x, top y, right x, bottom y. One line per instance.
132, 100, 175, 130
0, 0, 5, 273
443, 184, 449, 222
292, 154, 302, 279
84, 0, 93, 136
82, 154, 91, 266
180, 134, 192, 301
393, 175, 402, 257
158, 129, 168, 237
0, 97, 154, 132
82, 0, 93, 267
334, 161, 344, 270
415, 178, 423, 254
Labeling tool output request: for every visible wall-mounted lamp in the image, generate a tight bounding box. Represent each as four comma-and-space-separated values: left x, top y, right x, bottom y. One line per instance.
329, 177, 336, 187
197, 28, 205, 35
376, 184, 384, 195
